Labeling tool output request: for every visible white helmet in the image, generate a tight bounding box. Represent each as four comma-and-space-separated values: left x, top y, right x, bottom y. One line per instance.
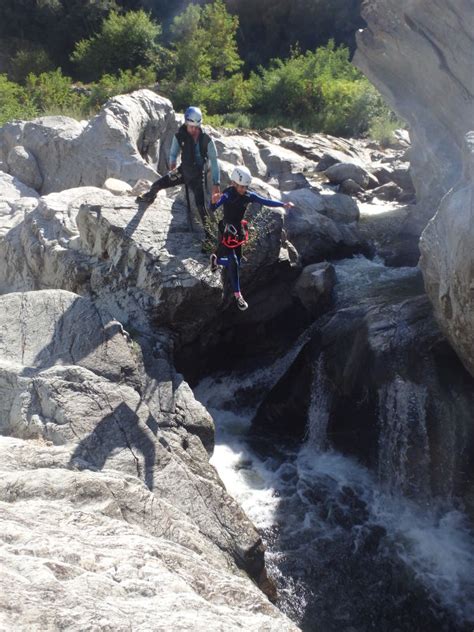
184, 106, 202, 126
231, 165, 252, 187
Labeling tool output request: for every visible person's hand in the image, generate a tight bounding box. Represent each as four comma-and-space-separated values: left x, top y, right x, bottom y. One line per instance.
283, 201, 295, 209
211, 185, 221, 204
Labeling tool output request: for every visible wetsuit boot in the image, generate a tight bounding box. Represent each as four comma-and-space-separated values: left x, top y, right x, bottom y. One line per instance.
136, 180, 162, 204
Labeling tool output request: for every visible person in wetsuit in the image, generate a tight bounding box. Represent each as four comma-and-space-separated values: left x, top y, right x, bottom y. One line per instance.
136, 106, 221, 223
210, 165, 294, 311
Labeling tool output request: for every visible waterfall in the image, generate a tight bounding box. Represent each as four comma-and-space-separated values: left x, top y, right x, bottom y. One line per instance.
377, 376, 431, 497
194, 255, 474, 630
305, 354, 332, 451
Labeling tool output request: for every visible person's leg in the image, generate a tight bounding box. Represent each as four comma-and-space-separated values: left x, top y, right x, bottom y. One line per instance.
217, 246, 248, 310
188, 177, 207, 224
210, 221, 224, 271
137, 168, 184, 203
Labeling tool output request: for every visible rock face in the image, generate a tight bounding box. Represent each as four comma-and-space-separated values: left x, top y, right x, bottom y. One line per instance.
0, 91, 421, 630
419, 132, 474, 376
0, 289, 299, 630
252, 266, 474, 503
355, 0, 474, 378
354, 0, 473, 210
0, 91, 175, 194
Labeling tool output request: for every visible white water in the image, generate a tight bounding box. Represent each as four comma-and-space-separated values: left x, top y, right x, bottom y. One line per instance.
377, 376, 431, 497
194, 256, 474, 628
195, 368, 474, 627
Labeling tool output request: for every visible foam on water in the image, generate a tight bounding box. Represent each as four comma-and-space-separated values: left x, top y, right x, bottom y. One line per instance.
194, 256, 474, 628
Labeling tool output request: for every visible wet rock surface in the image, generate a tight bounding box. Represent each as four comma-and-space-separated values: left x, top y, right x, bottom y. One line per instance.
1, 83, 472, 630
355, 0, 474, 378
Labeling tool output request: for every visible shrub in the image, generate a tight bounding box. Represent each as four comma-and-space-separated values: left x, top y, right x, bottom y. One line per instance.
248, 41, 391, 136
87, 66, 156, 110
194, 74, 252, 114
10, 46, 54, 83
170, 0, 242, 83
0, 74, 37, 125
71, 10, 162, 82
368, 113, 403, 147
25, 69, 86, 113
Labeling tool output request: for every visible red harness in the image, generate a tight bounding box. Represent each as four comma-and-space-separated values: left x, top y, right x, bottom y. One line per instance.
221, 220, 249, 249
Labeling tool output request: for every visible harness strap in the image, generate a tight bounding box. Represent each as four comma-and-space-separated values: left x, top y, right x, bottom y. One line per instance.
221, 220, 249, 249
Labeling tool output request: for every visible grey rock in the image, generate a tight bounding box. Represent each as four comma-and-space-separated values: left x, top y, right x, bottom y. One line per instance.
0, 288, 285, 605
340, 178, 365, 196
257, 139, 313, 190
214, 134, 267, 179
0, 171, 39, 201
293, 262, 336, 316
355, 0, 472, 211
391, 164, 414, 192
318, 192, 360, 223
317, 149, 365, 172
0, 187, 113, 295
6, 145, 43, 190
420, 131, 474, 377
370, 182, 404, 201
0, 91, 175, 194
325, 163, 371, 189
0, 437, 299, 632
283, 189, 361, 263
103, 177, 133, 195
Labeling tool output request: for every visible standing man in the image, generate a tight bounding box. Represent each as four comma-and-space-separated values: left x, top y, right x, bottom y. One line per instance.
136, 106, 221, 224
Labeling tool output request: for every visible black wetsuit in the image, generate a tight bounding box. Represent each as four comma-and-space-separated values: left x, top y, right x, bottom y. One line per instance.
146, 125, 218, 222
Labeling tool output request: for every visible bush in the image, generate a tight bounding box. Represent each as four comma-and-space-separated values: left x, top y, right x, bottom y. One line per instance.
248, 41, 391, 136
368, 113, 403, 147
87, 66, 156, 110
71, 10, 162, 82
25, 69, 86, 114
170, 0, 242, 83
10, 46, 54, 83
0, 74, 37, 125
194, 74, 252, 114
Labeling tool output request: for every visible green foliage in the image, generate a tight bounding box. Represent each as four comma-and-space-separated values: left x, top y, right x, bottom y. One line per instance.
207, 111, 252, 129
202, 0, 242, 80
225, 0, 363, 69
368, 113, 403, 147
195, 74, 252, 114
0, 0, 117, 73
166, 1, 244, 114
0, 74, 37, 125
70, 10, 162, 82
0, 6, 396, 142
87, 66, 156, 109
170, 4, 209, 81
248, 42, 390, 136
9, 46, 54, 83
170, 0, 242, 83
25, 69, 84, 112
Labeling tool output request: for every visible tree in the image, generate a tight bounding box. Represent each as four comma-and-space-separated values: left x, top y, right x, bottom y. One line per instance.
202, 0, 241, 79
224, 0, 363, 69
0, 0, 117, 74
0, 74, 37, 125
170, 0, 241, 82
70, 10, 162, 82
169, 4, 209, 81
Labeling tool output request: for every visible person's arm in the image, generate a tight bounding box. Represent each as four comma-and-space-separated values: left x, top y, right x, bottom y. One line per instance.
207, 139, 221, 201
249, 192, 294, 209
169, 136, 180, 171
210, 190, 230, 212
